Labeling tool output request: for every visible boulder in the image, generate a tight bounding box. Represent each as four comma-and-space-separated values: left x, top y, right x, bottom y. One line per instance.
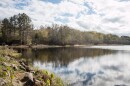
21, 72, 34, 86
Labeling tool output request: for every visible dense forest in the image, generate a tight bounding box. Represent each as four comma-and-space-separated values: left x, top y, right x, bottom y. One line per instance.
0, 13, 130, 45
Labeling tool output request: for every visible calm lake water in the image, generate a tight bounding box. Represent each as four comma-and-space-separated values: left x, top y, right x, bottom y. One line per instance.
17, 45, 130, 86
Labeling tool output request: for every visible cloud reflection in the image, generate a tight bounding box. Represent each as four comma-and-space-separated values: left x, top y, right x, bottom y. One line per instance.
34, 49, 130, 86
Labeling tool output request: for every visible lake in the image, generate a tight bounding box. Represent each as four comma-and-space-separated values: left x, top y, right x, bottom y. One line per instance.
17, 45, 130, 86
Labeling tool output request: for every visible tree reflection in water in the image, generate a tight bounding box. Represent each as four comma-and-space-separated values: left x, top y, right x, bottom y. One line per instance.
17, 47, 117, 67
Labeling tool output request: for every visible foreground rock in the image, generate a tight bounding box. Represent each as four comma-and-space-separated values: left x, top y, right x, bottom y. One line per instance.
0, 78, 6, 86
21, 72, 34, 86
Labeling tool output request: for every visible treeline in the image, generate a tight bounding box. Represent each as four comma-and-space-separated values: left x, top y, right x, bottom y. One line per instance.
32, 25, 130, 45
0, 13, 130, 45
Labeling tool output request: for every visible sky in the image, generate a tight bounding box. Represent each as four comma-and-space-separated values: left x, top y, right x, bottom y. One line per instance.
0, 0, 130, 36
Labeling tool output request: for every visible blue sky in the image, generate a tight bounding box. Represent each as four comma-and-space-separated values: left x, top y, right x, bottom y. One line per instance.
0, 0, 130, 35
44, 0, 61, 4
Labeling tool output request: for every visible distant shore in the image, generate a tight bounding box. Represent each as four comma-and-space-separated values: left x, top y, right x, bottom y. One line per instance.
7, 44, 87, 49
1, 44, 125, 49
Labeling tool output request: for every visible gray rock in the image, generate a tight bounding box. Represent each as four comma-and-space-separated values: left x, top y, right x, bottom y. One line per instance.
21, 72, 34, 86
26, 66, 33, 72
25, 72, 33, 82
0, 78, 6, 86
19, 60, 32, 72
19, 60, 28, 66
19, 65, 26, 71
34, 79, 44, 86
12, 79, 23, 86
2, 62, 10, 67
11, 64, 18, 70
4, 56, 10, 61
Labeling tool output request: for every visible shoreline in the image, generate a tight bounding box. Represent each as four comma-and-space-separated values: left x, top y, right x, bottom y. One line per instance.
4, 44, 126, 49
6, 44, 87, 49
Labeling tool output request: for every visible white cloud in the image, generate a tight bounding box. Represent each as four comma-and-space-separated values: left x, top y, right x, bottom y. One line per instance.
68, 0, 85, 5
87, 0, 130, 35
0, 0, 130, 35
58, 1, 87, 16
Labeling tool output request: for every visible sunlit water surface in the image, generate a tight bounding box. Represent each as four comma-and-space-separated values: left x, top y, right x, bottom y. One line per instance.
17, 46, 130, 86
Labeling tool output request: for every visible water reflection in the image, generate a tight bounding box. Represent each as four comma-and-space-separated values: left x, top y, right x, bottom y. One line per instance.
18, 48, 116, 67
16, 47, 130, 86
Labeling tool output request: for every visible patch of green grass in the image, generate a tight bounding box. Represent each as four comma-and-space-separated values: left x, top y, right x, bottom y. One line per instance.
0, 56, 5, 62
42, 70, 49, 75
0, 47, 21, 58
51, 73, 54, 79
0, 65, 7, 77
55, 77, 64, 86
33, 69, 64, 86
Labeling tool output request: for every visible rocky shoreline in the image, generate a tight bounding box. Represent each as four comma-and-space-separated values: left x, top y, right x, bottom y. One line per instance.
0, 47, 63, 86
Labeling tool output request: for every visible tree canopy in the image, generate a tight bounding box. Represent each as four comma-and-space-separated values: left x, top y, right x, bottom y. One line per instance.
0, 13, 33, 45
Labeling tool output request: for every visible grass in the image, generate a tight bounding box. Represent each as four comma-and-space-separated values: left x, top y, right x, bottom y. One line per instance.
0, 65, 7, 78
33, 69, 64, 86
0, 46, 21, 58
0, 47, 21, 86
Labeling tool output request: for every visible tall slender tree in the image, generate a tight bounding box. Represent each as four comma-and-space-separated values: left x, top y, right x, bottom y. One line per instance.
17, 13, 33, 44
